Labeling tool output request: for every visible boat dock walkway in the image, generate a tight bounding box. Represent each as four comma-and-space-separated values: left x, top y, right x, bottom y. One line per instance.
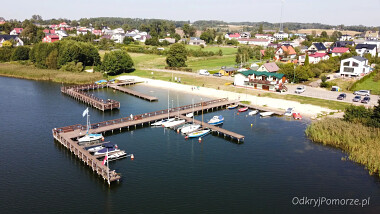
238, 103, 284, 115
61, 80, 157, 111
179, 115, 245, 142
52, 98, 237, 184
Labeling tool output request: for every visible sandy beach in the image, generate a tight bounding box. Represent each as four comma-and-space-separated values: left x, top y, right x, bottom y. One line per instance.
117, 76, 337, 118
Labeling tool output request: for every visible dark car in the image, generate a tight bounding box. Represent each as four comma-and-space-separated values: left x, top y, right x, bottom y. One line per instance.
213, 73, 222, 77
353, 95, 361, 102
361, 96, 371, 104
337, 93, 346, 100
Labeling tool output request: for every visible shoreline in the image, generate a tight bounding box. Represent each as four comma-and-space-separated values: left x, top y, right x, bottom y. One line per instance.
117, 75, 337, 118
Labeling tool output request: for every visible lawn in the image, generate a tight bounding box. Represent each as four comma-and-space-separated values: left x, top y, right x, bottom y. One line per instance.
128, 53, 166, 69
186, 55, 237, 71
328, 78, 356, 92
185, 45, 238, 55
351, 72, 380, 95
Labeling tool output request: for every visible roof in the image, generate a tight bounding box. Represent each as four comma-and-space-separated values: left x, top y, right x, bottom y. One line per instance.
351, 56, 367, 62
224, 67, 238, 72
238, 38, 269, 42
332, 47, 349, 53
0, 35, 20, 41
334, 41, 354, 47
312, 42, 326, 50
227, 33, 240, 38
239, 70, 284, 79
356, 44, 377, 50
280, 45, 296, 55
12, 28, 23, 33
309, 53, 328, 58
262, 62, 280, 72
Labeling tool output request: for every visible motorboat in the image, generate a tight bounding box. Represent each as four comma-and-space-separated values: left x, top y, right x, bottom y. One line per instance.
186, 112, 194, 118
227, 104, 238, 109
284, 108, 294, 116
187, 128, 211, 138
107, 151, 127, 161
293, 112, 302, 120
208, 115, 224, 125
248, 110, 258, 116
86, 142, 112, 153
260, 112, 274, 117
181, 124, 201, 134
94, 144, 120, 155
78, 133, 103, 143
151, 118, 175, 126
163, 118, 186, 128
238, 107, 248, 112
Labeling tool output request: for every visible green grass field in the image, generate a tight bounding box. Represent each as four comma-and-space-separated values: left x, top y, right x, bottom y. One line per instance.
351, 73, 380, 95
186, 55, 237, 71
185, 45, 238, 55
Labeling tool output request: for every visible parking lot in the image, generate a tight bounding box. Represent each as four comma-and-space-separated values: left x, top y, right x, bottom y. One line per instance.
285, 84, 379, 107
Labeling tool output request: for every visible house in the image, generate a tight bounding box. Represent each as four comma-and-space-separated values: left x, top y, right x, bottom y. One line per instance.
42, 34, 60, 43
59, 22, 69, 28
0, 35, 24, 47
43, 29, 55, 34
112, 28, 125, 35
257, 62, 280, 73
255, 34, 276, 42
332, 41, 355, 48
77, 27, 91, 35
364, 31, 379, 40
300, 46, 308, 53
339, 56, 370, 77
240, 32, 251, 39
111, 34, 125, 44
299, 53, 330, 65
355, 44, 377, 57
362, 40, 380, 53
219, 67, 238, 76
10, 28, 23, 35
273, 32, 288, 40
92, 30, 102, 36
275, 45, 296, 60
55, 30, 68, 39
291, 37, 305, 47
308, 42, 327, 54
323, 42, 334, 49
237, 38, 270, 47
225, 33, 240, 40
331, 47, 350, 57
339, 34, 353, 41
234, 70, 286, 92
189, 37, 206, 46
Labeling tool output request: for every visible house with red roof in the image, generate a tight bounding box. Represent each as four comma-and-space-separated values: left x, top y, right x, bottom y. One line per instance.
0, 21, 6, 25
331, 47, 350, 57
92, 30, 102, 36
43, 29, 56, 34
42, 34, 60, 43
225, 33, 241, 40
298, 53, 330, 65
10, 28, 23, 35
237, 38, 270, 47
275, 45, 297, 60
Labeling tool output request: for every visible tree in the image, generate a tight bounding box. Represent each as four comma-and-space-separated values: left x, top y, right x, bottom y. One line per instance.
2, 41, 12, 47
200, 29, 216, 44
217, 35, 223, 45
166, 43, 187, 67
99, 50, 134, 75
173, 33, 181, 42
0, 47, 13, 62
11, 46, 30, 61
304, 54, 309, 66
46, 50, 58, 69
258, 24, 264, 34
123, 37, 134, 45
182, 24, 196, 38
320, 31, 328, 38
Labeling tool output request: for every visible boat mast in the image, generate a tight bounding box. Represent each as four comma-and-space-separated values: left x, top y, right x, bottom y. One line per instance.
107, 148, 110, 186
167, 90, 170, 119
86, 113, 90, 134
201, 98, 203, 127
192, 98, 194, 124
177, 95, 179, 118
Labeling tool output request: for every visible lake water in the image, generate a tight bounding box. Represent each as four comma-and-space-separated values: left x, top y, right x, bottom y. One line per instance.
0, 76, 379, 214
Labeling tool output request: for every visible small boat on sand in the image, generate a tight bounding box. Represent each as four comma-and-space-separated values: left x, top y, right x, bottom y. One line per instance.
238, 107, 248, 112
293, 112, 302, 120
248, 110, 258, 115
260, 112, 274, 117
227, 104, 238, 109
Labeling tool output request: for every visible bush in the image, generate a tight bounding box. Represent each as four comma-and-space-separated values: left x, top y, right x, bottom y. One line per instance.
11, 46, 30, 61
0, 47, 13, 62
60, 62, 84, 72
98, 50, 134, 75
166, 43, 187, 67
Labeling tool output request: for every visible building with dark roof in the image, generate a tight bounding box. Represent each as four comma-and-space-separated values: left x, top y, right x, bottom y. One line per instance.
340, 56, 370, 77
356, 44, 377, 57
332, 41, 355, 48
307, 42, 327, 54
0, 35, 24, 47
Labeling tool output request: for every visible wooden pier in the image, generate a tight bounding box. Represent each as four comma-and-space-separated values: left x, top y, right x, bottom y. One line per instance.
52, 98, 238, 184
179, 115, 245, 142
61, 80, 157, 111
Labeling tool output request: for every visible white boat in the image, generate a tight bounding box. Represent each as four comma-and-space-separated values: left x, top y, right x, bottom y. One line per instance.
86, 142, 112, 152
163, 118, 186, 128
186, 112, 193, 118
248, 110, 258, 116
107, 151, 127, 161
208, 115, 224, 125
187, 128, 211, 138
181, 124, 201, 134
151, 118, 175, 126
78, 108, 103, 143
284, 108, 294, 116
94, 145, 120, 156
260, 112, 274, 117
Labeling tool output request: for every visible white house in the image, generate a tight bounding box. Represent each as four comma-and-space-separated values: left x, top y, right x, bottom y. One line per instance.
255, 34, 276, 42
189, 37, 206, 46
339, 34, 353, 41
331, 47, 350, 57
307, 42, 327, 54
0, 35, 24, 47
112, 28, 125, 35
339, 56, 370, 77
273, 32, 288, 40
111, 34, 125, 44
225, 33, 240, 40
237, 38, 270, 47
234, 70, 286, 92
55, 30, 68, 40
355, 44, 377, 57
298, 53, 330, 65
10, 28, 23, 35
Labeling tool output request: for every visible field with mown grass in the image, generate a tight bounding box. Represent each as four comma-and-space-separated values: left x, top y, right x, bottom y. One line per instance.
0, 63, 103, 84
185, 45, 238, 55
306, 118, 380, 176
351, 71, 380, 95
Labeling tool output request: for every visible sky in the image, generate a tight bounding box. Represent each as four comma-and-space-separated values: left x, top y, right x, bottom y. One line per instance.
1, 0, 380, 26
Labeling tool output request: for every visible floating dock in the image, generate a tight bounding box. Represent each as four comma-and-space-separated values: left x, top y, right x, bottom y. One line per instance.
61, 80, 157, 111
52, 98, 238, 184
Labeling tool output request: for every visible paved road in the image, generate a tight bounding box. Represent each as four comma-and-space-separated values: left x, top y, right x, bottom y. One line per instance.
147, 68, 379, 107
285, 84, 379, 107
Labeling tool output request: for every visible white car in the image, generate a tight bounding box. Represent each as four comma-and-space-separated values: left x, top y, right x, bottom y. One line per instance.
295, 86, 306, 94
354, 90, 370, 96
199, 69, 210, 76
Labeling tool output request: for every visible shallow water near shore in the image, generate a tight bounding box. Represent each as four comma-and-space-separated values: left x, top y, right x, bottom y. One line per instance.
0, 76, 380, 214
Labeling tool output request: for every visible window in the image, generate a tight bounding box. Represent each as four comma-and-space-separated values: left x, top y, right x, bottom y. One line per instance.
343, 61, 350, 66
344, 67, 354, 73
352, 62, 359, 67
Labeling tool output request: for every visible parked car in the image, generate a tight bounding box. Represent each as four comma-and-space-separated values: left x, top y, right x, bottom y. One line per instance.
361, 96, 371, 104
199, 69, 210, 76
331, 86, 341, 92
295, 86, 306, 94
353, 95, 361, 102
213, 73, 222, 77
354, 90, 370, 96
337, 93, 347, 100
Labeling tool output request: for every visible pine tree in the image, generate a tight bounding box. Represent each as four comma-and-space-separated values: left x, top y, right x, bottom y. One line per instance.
304, 54, 309, 66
